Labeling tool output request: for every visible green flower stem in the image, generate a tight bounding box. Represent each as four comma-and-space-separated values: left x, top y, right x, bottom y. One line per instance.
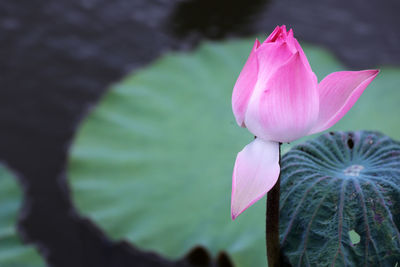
266, 143, 281, 267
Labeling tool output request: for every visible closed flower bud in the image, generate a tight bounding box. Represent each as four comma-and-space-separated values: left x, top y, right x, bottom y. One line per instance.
231, 25, 379, 219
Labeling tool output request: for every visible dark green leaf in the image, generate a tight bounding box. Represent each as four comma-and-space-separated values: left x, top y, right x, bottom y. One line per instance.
280, 131, 400, 266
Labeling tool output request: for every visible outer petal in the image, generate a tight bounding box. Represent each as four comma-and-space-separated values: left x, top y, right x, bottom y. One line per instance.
256, 41, 295, 80
232, 39, 260, 127
292, 37, 313, 74
231, 138, 280, 220
245, 52, 319, 142
310, 70, 379, 134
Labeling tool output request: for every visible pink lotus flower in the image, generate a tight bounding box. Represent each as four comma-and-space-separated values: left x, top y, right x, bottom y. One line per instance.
231, 25, 379, 220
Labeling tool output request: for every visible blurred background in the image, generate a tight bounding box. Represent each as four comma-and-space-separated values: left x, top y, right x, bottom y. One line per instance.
1, 0, 399, 266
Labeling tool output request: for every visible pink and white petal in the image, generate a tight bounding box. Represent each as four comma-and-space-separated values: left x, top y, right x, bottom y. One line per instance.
231, 138, 280, 220
310, 69, 379, 134
245, 52, 319, 143
232, 39, 261, 127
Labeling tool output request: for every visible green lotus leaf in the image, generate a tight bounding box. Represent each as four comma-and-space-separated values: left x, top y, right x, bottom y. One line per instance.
280, 131, 400, 266
0, 165, 44, 267
68, 37, 400, 267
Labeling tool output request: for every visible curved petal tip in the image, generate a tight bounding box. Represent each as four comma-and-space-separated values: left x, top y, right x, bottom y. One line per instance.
310, 69, 379, 134
231, 139, 280, 220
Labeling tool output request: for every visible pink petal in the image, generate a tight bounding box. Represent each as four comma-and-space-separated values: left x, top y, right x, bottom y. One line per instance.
245, 52, 319, 143
284, 28, 297, 53
265, 26, 281, 43
264, 25, 289, 44
256, 41, 295, 79
292, 37, 314, 78
232, 39, 260, 127
310, 69, 379, 134
231, 138, 280, 220
287, 28, 294, 38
